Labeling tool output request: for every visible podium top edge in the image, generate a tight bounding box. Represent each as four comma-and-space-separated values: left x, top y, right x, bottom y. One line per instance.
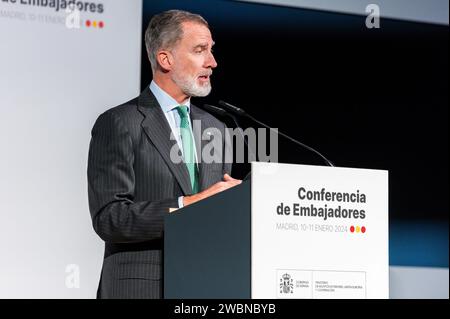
250, 162, 389, 174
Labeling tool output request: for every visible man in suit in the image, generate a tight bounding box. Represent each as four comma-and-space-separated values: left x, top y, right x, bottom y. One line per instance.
87, 10, 241, 299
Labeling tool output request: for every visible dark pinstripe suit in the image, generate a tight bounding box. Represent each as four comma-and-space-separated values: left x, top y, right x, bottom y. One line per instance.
87, 86, 231, 299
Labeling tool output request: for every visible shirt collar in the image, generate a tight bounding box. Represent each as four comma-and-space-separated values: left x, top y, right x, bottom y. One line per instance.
149, 80, 191, 114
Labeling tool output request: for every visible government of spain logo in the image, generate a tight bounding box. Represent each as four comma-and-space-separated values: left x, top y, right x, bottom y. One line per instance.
279, 273, 294, 294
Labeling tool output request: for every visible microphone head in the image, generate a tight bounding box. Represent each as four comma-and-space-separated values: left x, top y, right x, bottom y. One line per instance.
203, 104, 227, 116
218, 100, 247, 116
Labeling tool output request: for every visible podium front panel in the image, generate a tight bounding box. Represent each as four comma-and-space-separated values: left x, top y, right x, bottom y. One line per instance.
165, 181, 251, 299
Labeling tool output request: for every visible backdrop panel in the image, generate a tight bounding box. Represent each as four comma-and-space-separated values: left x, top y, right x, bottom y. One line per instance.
0, 0, 142, 298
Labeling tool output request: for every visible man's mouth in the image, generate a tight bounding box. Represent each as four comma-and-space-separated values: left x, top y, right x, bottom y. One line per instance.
198, 75, 210, 80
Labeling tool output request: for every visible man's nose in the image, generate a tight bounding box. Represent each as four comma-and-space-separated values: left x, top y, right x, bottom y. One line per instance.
205, 51, 218, 69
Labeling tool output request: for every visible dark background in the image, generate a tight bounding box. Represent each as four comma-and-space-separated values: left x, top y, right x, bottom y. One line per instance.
141, 0, 448, 241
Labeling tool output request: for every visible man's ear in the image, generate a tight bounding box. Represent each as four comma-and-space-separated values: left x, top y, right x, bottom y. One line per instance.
156, 50, 173, 72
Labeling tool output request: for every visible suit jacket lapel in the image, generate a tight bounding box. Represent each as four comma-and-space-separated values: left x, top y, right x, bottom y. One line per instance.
137, 87, 193, 195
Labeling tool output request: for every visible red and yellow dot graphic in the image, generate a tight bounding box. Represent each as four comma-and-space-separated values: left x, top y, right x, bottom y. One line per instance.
85, 20, 105, 29
350, 225, 366, 234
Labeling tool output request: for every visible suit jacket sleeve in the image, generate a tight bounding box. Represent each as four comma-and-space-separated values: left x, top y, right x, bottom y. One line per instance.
87, 110, 178, 244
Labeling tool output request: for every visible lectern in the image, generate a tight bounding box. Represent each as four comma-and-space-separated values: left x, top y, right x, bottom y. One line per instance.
165, 162, 389, 299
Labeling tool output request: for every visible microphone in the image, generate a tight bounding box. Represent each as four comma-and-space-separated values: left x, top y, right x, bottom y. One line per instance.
218, 100, 335, 167
203, 103, 227, 116
203, 104, 257, 162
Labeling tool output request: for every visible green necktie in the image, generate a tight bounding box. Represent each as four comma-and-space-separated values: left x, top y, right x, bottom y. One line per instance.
176, 105, 199, 193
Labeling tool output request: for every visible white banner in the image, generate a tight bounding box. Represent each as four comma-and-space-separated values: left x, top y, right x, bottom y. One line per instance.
251, 162, 389, 298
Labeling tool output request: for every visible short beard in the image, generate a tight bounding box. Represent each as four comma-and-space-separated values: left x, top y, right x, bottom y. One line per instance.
172, 71, 212, 97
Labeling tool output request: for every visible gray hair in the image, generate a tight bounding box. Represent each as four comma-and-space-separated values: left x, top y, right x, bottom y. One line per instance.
145, 10, 209, 73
